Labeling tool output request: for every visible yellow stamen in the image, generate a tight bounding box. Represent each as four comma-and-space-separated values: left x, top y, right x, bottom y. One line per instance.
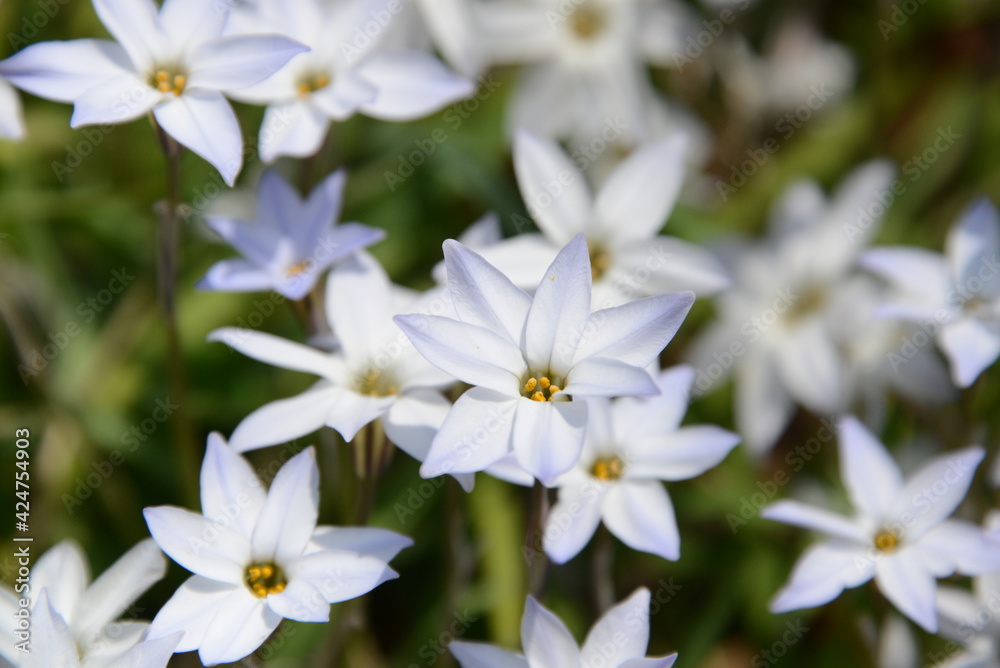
297, 73, 332, 97
286, 259, 312, 278
548, 385, 560, 395
874, 530, 898, 553
570, 2, 605, 40
524, 378, 538, 392
151, 68, 186, 95
592, 456, 624, 481
522, 374, 568, 402
531, 391, 545, 402
539, 377, 551, 389
244, 562, 287, 598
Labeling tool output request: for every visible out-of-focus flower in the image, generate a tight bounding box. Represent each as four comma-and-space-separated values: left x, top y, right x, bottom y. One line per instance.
395, 235, 694, 485
0, 539, 173, 667
688, 161, 896, 453
144, 434, 409, 665
861, 197, 1000, 388
763, 416, 999, 632
227, 0, 473, 162
544, 365, 739, 563
451, 587, 677, 667
198, 169, 384, 300
0, 74, 25, 140
0, 0, 307, 184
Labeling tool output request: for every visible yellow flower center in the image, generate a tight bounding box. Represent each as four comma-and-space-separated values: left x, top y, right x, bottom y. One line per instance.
570, 2, 606, 40
874, 529, 898, 553
589, 242, 611, 281
591, 455, 624, 481
244, 562, 287, 598
286, 259, 312, 278
297, 73, 332, 97
354, 367, 398, 397
785, 285, 827, 324
151, 68, 187, 96
523, 375, 564, 401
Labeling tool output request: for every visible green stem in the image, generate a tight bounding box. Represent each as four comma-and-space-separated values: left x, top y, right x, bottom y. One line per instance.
591, 524, 615, 614
525, 480, 550, 599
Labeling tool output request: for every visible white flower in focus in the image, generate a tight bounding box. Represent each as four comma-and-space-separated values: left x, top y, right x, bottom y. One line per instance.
451, 587, 677, 667
861, 197, 1000, 388
544, 365, 739, 563
0, 0, 307, 184
227, 0, 473, 162
0, 539, 173, 667
394, 234, 694, 485
763, 416, 1000, 632
144, 434, 410, 665
198, 169, 384, 300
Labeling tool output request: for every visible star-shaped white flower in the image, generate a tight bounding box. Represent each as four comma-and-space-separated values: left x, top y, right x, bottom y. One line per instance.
394, 234, 694, 485
544, 365, 739, 563
0, 0, 307, 184
0, 539, 173, 667
861, 197, 1000, 388
451, 587, 677, 667
226, 0, 473, 162
763, 416, 1000, 632
143, 433, 410, 665
198, 169, 384, 300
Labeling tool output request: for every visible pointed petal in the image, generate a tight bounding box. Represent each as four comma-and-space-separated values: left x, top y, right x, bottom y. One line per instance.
30, 540, 88, 619
770, 540, 874, 613
200, 433, 266, 534
946, 198, 1000, 295
189, 35, 308, 91
325, 252, 393, 361
0, 78, 24, 140
939, 318, 1000, 387
628, 425, 739, 481
513, 129, 591, 245
917, 520, 1000, 577
198, 590, 281, 665
442, 239, 532, 344
594, 135, 686, 242
229, 383, 340, 453
208, 328, 343, 380
252, 447, 319, 564
838, 415, 904, 520
22, 591, 79, 668
574, 292, 695, 368
286, 551, 395, 604
159, 0, 228, 49
859, 247, 950, 302
544, 477, 606, 563
70, 73, 159, 127
562, 357, 658, 397
198, 258, 274, 293
143, 506, 249, 584
522, 596, 581, 665
774, 319, 845, 413
103, 632, 180, 668
512, 398, 587, 486
524, 234, 592, 374
735, 352, 795, 455
0, 39, 131, 102
358, 51, 473, 120
620, 656, 678, 668
762, 500, 868, 542
324, 389, 396, 442
153, 90, 242, 186
92, 0, 164, 70
876, 550, 939, 632
203, 214, 281, 268
420, 388, 518, 477
258, 100, 331, 163
612, 366, 694, 438
451, 641, 528, 667
308, 527, 412, 563
581, 588, 651, 665
146, 576, 235, 652
382, 389, 451, 462
602, 481, 680, 560
608, 237, 731, 300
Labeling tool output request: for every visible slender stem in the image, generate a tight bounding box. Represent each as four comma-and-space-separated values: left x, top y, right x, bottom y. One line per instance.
591, 525, 615, 614
525, 480, 550, 598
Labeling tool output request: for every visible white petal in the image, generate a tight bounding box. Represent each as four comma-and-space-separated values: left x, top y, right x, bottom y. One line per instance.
324, 389, 396, 442
916, 520, 1000, 577
947, 198, 1000, 294
286, 551, 395, 604
859, 247, 950, 303
200, 433, 265, 534
885, 446, 984, 541
146, 576, 235, 652
70, 73, 159, 127
0, 78, 24, 140
513, 129, 591, 245
512, 398, 587, 486
543, 477, 606, 563
0, 39, 131, 102
563, 357, 658, 397
30, 540, 88, 620
203, 213, 281, 268
608, 237, 730, 300
189, 35, 307, 91
229, 383, 341, 453
264, 577, 329, 622
939, 318, 1000, 387
198, 590, 281, 665
22, 591, 79, 668
876, 550, 939, 632
394, 314, 525, 394
735, 351, 795, 455
252, 447, 319, 564
325, 252, 393, 361
198, 258, 274, 293
153, 90, 242, 186
450, 642, 528, 668
574, 292, 695, 369
838, 415, 904, 520
311, 70, 377, 120
420, 387, 518, 477
382, 390, 451, 462
308, 527, 412, 563
580, 588, 651, 665
628, 425, 740, 481
619, 656, 679, 668
594, 135, 686, 242
524, 234, 592, 374
73, 539, 165, 645
612, 366, 694, 438
770, 540, 874, 613
442, 239, 532, 344
762, 500, 868, 543
359, 51, 473, 120
258, 100, 331, 163
774, 319, 845, 413
91, 0, 164, 70
522, 596, 581, 666
143, 506, 249, 584
602, 481, 680, 561
102, 632, 180, 668
208, 327, 343, 380
159, 0, 228, 49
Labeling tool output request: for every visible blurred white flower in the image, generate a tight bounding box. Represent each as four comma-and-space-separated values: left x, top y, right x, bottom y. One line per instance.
688, 160, 896, 453
144, 434, 410, 665
0, 539, 174, 667
861, 197, 1000, 388
0, 75, 25, 140
395, 234, 694, 485
451, 587, 677, 667
763, 416, 999, 632
544, 365, 739, 563
198, 169, 384, 300
0, 0, 307, 184
227, 0, 473, 162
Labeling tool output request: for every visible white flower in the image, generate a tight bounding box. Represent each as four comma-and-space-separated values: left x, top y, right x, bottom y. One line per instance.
143, 433, 410, 665
861, 197, 1000, 388
451, 587, 677, 667
0, 74, 25, 140
468, 129, 728, 308
226, 0, 473, 162
394, 234, 694, 485
762, 416, 1000, 632
0, 539, 173, 667
198, 169, 384, 300
544, 365, 739, 562
688, 160, 896, 453
0, 0, 307, 184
